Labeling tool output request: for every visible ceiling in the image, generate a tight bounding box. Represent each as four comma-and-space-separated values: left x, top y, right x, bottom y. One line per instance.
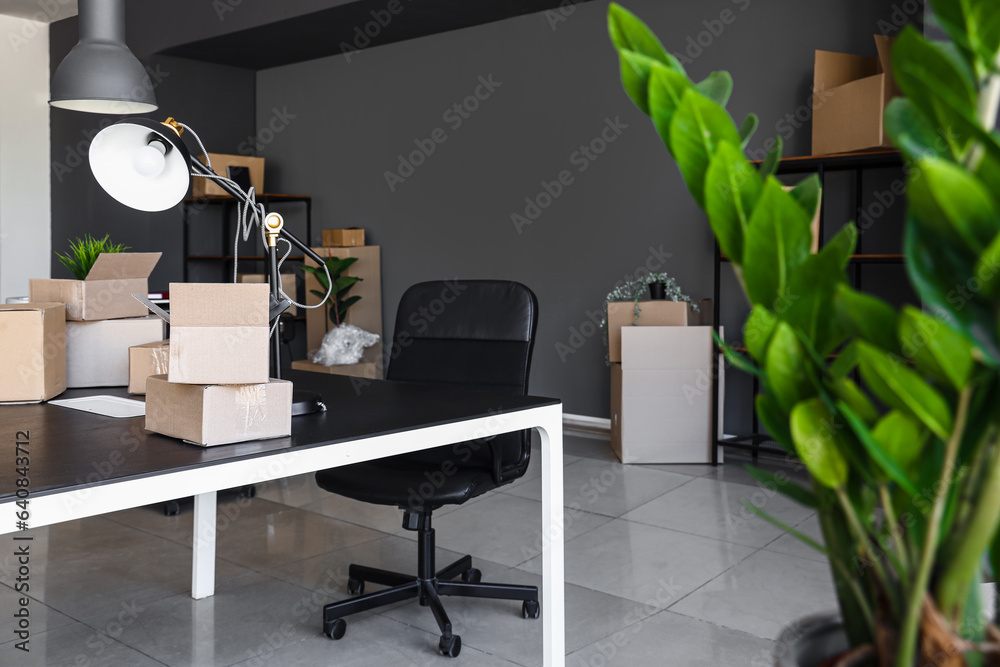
0, 0, 76, 22
161, 0, 595, 70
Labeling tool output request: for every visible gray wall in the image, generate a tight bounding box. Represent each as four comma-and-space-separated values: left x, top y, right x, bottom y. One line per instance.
255, 0, 913, 421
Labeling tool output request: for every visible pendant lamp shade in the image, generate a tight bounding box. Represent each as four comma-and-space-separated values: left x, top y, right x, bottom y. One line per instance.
50, 0, 157, 114
89, 119, 193, 211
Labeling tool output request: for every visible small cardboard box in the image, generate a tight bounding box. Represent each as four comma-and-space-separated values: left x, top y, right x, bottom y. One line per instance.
610, 326, 723, 464
191, 153, 264, 198
304, 245, 382, 364
66, 315, 165, 388
30, 252, 161, 321
166, 283, 270, 385
322, 228, 366, 247
607, 299, 711, 363
0, 303, 66, 402
812, 35, 899, 155
145, 375, 292, 446
236, 273, 297, 315
291, 346, 383, 380
129, 340, 170, 394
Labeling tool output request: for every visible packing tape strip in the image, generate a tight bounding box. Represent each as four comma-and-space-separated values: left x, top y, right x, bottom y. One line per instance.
151, 344, 169, 375
235, 383, 268, 433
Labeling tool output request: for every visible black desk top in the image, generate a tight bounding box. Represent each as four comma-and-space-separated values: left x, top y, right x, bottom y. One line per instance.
0, 371, 559, 500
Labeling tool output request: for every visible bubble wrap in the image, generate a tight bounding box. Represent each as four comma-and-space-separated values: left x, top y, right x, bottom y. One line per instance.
310, 324, 380, 366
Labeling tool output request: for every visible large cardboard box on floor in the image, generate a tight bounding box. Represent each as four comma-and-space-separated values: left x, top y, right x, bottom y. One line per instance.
66, 315, 165, 388
30, 252, 161, 321
812, 35, 899, 155
610, 326, 723, 464
236, 272, 297, 315
145, 375, 292, 446
167, 283, 270, 385
129, 340, 171, 394
191, 153, 264, 198
606, 299, 711, 363
0, 303, 66, 402
303, 246, 382, 374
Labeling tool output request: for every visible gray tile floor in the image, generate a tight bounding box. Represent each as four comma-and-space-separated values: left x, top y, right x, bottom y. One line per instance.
0, 434, 838, 666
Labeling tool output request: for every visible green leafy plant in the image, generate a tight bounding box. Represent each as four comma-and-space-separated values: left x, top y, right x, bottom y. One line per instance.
600, 271, 697, 362
301, 257, 362, 327
55, 234, 130, 280
609, 1, 1000, 664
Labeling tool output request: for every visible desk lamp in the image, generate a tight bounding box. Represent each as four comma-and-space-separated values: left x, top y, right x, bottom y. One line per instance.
88, 117, 329, 415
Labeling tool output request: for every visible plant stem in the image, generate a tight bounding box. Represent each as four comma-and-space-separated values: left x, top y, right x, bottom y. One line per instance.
836, 487, 898, 617
880, 483, 910, 576
895, 387, 973, 667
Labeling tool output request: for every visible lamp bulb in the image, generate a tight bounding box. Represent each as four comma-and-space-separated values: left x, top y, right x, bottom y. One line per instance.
131, 142, 167, 178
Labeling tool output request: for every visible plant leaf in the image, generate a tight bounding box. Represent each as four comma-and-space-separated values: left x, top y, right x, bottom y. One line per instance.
648, 63, 694, 154
833, 284, 900, 354
742, 179, 812, 308
871, 410, 926, 475
695, 70, 733, 108
909, 157, 1000, 255
738, 113, 758, 149
765, 322, 817, 412
838, 401, 921, 497
744, 305, 778, 363
607, 3, 674, 69
884, 98, 951, 162
741, 501, 826, 553
758, 136, 783, 180
790, 398, 848, 489
787, 174, 821, 232
898, 306, 974, 390
703, 141, 762, 262
669, 89, 742, 209
755, 393, 794, 454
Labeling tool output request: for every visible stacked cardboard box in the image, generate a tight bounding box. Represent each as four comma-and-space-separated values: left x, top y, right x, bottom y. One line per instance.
29, 253, 165, 388
0, 302, 67, 403
143, 283, 292, 446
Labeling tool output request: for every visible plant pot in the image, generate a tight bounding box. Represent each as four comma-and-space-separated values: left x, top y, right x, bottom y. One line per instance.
648, 282, 666, 300
773, 613, 850, 667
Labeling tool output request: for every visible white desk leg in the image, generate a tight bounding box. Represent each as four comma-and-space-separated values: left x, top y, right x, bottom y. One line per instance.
192, 490, 217, 599
538, 409, 565, 667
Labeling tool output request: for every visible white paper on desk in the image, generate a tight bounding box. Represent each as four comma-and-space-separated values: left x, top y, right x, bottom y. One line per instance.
49, 395, 145, 419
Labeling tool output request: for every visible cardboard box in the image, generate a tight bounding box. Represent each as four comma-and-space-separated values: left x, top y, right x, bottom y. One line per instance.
322, 228, 366, 247
610, 326, 723, 464
145, 375, 292, 446
812, 36, 898, 155
304, 246, 382, 364
0, 303, 66, 402
129, 340, 170, 394
66, 315, 165, 388
191, 153, 264, 198
606, 298, 711, 363
166, 283, 270, 385
291, 346, 383, 380
236, 273, 297, 315
30, 252, 161, 321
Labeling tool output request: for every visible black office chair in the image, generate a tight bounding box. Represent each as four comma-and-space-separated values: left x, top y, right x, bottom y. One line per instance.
316, 280, 540, 657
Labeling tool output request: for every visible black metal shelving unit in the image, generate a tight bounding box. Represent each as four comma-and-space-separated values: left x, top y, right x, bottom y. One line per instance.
711, 149, 906, 465
181, 193, 312, 282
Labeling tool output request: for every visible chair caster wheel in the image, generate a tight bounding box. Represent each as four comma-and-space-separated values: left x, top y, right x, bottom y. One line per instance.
347, 577, 364, 595
439, 634, 461, 657
164, 501, 180, 516
461, 568, 482, 583
324, 618, 346, 640
239, 485, 256, 499
522, 600, 540, 619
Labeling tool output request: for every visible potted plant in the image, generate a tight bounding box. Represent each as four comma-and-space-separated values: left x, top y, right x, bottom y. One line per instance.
55, 233, 130, 279
600, 271, 697, 361
301, 256, 379, 366
608, 1, 1000, 665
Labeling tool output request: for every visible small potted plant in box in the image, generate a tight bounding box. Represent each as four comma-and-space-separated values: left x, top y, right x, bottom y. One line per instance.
301, 256, 379, 366
55, 234, 129, 279
608, 1, 1000, 665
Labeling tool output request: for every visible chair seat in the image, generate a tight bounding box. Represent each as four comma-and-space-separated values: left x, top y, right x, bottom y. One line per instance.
315, 452, 498, 508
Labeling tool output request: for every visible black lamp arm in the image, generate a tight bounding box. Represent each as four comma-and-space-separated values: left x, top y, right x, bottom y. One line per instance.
188, 157, 325, 266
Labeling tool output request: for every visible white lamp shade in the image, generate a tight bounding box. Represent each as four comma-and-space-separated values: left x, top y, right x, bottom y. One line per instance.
89, 121, 191, 211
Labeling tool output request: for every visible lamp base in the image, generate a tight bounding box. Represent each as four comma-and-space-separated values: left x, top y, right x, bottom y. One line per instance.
292, 389, 326, 416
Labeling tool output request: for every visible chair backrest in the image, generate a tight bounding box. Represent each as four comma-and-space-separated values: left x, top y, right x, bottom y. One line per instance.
387, 280, 538, 476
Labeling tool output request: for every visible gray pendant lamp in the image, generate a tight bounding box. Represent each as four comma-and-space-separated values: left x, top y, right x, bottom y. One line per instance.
50, 0, 157, 114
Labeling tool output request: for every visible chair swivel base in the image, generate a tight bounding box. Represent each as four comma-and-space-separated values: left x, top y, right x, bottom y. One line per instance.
321, 514, 540, 658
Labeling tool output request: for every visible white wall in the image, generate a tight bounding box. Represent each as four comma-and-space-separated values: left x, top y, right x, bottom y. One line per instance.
0, 15, 51, 302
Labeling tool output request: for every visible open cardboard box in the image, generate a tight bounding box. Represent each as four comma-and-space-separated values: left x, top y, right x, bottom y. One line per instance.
191, 153, 264, 198
66, 315, 165, 388
606, 298, 711, 363
155, 283, 270, 385
237, 272, 297, 315
0, 302, 66, 402
145, 375, 292, 446
812, 35, 899, 155
30, 252, 161, 321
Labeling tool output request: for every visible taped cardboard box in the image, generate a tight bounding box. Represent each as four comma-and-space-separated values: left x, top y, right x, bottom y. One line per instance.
191, 153, 264, 198
610, 326, 723, 464
606, 299, 711, 363
165, 283, 270, 385
66, 315, 165, 388
129, 340, 170, 394
145, 375, 292, 446
236, 273, 297, 315
30, 252, 161, 321
322, 228, 365, 247
812, 35, 898, 155
0, 303, 66, 402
